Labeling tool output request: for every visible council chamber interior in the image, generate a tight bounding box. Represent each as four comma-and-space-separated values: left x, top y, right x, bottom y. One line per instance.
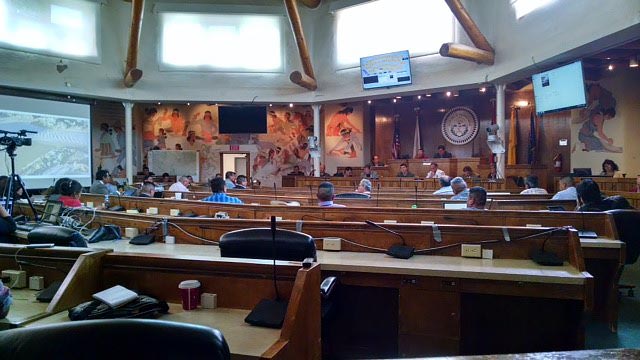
0, 0, 639, 359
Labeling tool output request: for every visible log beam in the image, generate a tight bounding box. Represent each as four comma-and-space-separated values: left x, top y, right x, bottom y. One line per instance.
290, 71, 318, 91
124, 0, 144, 88
439, 42, 495, 65
299, 0, 321, 8
444, 0, 494, 53
284, 0, 318, 90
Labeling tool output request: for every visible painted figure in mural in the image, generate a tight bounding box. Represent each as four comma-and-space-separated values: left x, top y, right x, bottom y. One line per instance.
576, 84, 622, 153
328, 128, 363, 158
96, 123, 120, 157
156, 128, 167, 149
168, 108, 186, 136
326, 107, 361, 137
200, 110, 217, 143
142, 108, 158, 150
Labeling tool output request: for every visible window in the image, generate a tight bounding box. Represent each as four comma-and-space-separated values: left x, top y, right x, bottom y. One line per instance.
160, 12, 283, 72
0, 0, 99, 61
334, 0, 454, 68
511, 0, 555, 19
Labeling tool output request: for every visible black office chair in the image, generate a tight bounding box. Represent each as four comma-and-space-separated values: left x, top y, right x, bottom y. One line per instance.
334, 192, 371, 199
0, 319, 230, 360
606, 209, 640, 297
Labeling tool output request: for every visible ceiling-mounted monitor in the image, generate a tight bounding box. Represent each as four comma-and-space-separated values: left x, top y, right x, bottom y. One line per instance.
532, 60, 587, 115
360, 50, 412, 90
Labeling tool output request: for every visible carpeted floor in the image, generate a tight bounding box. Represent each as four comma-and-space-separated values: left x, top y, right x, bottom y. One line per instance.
586, 261, 640, 349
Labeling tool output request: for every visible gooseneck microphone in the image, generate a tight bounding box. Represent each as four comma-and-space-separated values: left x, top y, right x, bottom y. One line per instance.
414, 184, 419, 208
365, 220, 415, 259
273, 182, 277, 201
376, 183, 380, 207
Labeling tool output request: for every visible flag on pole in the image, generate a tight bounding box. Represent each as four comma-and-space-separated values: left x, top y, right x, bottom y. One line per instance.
507, 107, 518, 165
527, 109, 537, 165
392, 115, 401, 159
412, 108, 422, 158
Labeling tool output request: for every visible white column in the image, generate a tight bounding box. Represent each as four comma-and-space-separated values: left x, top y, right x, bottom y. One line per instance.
312, 104, 321, 177
495, 84, 506, 179
123, 102, 134, 185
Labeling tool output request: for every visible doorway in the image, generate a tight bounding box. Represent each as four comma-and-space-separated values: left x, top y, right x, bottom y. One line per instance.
220, 152, 250, 179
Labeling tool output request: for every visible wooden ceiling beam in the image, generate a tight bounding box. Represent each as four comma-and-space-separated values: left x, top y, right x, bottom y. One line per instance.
290, 70, 318, 91
444, 0, 494, 53
284, 0, 318, 91
440, 42, 494, 65
299, 0, 321, 9
124, 0, 144, 88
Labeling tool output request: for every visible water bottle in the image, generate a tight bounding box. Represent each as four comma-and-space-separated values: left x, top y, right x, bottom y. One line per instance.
104, 194, 111, 209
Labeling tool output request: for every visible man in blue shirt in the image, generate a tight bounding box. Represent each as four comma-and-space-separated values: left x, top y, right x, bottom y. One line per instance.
202, 178, 243, 204
224, 171, 237, 189
450, 177, 469, 200
317, 182, 346, 207
552, 176, 577, 200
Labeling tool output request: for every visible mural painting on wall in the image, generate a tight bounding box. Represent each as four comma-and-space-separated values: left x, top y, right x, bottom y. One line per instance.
93, 120, 127, 179
140, 105, 313, 184
324, 104, 364, 173
572, 83, 622, 153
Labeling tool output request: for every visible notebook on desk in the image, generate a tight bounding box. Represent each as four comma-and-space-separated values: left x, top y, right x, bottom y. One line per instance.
578, 230, 598, 239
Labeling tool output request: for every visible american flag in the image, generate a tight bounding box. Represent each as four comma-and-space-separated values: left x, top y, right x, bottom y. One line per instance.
392, 114, 401, 159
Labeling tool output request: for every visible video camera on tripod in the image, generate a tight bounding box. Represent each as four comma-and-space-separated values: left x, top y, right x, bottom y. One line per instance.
0, 129, 35, 148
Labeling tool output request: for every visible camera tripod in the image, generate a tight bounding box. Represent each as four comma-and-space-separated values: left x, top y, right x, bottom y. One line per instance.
0, 132, 38, 219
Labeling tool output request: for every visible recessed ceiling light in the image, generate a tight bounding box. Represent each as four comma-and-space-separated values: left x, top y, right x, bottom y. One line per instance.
289, 103, 294, 107
479, 87, 486, 93
425, 94, 431, 97
392, 99, 397, 103
367, 100, 372, 104
445, 91, 452, 97
608, 64, 614, 71
417, 95, 422, 99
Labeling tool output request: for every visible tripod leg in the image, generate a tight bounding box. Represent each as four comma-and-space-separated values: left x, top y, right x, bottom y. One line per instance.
11, 175, 38, 220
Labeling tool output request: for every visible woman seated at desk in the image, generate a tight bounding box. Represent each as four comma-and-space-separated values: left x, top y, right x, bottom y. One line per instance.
58, 180, 83, 208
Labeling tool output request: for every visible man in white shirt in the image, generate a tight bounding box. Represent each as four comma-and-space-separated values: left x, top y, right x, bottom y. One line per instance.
433, 176, 453, 195
520, 175, 548, 194
168, 176, 190, 192
552, 176, 577, 200
426, 163, 446, 179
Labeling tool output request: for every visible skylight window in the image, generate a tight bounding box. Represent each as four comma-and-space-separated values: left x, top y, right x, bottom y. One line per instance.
334, 0, 454, 68
511, 0, 555, 19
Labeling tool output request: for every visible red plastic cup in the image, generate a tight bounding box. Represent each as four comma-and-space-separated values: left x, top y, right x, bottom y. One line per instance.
178, 280, 201, 310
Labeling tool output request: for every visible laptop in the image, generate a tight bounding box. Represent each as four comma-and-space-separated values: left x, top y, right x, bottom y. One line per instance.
443, 203, 467, 210
15, 200, 63, 231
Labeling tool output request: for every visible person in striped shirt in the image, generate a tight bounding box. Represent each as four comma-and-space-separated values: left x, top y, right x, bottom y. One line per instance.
202, 178, 243, 204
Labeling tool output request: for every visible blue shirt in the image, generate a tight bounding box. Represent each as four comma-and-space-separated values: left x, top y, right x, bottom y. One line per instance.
225, 179, 236, 189
552, 187, 577, 200
202, 192, 243, 204
318, 200, 346, 207
451, 189, 469, 200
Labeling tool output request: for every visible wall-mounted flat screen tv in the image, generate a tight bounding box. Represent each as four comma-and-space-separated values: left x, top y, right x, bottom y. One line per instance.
532, 60, 587, 115
360, 50, 412, 90
218, 105, 267, 134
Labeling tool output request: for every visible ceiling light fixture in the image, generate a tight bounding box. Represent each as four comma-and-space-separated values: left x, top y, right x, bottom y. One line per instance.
630, 56, 639, 68
445, 91, 452, 97
56, 60, 68, 73
608, 64, 614, 71
479, 87, 487, 93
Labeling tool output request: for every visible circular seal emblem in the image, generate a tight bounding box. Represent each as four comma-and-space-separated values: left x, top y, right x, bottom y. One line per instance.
441, 106, 479, 145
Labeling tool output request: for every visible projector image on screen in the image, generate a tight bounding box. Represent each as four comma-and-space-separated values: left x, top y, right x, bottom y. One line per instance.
360, 50, 412, 90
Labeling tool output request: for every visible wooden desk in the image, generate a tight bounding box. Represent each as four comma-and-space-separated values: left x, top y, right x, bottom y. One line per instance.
0, 289, 48, 330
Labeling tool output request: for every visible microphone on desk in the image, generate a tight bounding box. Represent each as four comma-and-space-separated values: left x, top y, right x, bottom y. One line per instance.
365, 220, 414, 259
273, 182, 277, 201
244, 215, 288, 328
376, 183, 380, 207
414, 184, 419, 208
108, 192, 126, 211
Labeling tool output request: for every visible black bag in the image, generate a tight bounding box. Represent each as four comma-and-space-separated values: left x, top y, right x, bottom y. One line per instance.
68, 295, 169, 321
88, 224, 121, 243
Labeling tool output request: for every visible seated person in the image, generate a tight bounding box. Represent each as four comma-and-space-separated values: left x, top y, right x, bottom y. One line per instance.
575, 179, 632, 212
138, 182, 155, 198
138, 165, 155, 177
186, 175, 194, 186
414, 148, 426, 159
426, 163, 446, 179
371, 155, 385, 167
361, 165, 379, 179
234, 175, 248, 189
433, 145, 452, 158
0, 205, 16, 239
466, 186, 487, 210
450, 177, 469, 200
224, 171, 237, 189
161, 173, 171, 183
462, 166, 477, 179
90, 170, 118, 195
396, 163, 415, 178
58, 179, 83, 207
287, 165, 305, 176
43, 177, 71, 201
201, 178, 243, 204
487, 162, 498, 180
334, 167, 353, 177
631, 175, 640, 193
552, 176, 577, 200
318, 163, 331, 177
433, 176, 453, 195
356, 179, 372, 195
143, 175, 155, 184
600, 159, 620, 177
520, 175, 548, 194
317, 182, 346, 207
168, 176, 190, 192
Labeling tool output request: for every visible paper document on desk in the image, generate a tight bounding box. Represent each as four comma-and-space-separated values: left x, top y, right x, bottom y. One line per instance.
93, 285, 138, 308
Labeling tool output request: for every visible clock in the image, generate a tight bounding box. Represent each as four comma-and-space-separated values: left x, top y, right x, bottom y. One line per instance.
441, 106, 479, 145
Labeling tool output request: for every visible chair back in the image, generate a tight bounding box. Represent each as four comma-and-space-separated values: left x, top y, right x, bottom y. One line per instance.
220, 228, 316, 261
334, 193, 370, 199
607, 210, 640, 264
0, 319, 230, 359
